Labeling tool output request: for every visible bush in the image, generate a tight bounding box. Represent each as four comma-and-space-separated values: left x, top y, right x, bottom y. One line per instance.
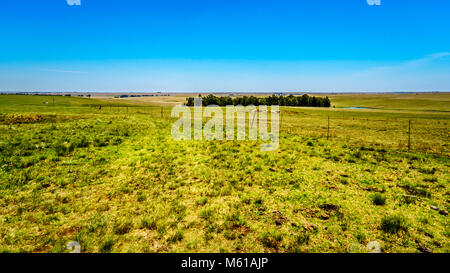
371, 193, 386, 206
196, 196, 208, 206
93, 137, 108, 147
75, 136, 89, 148
100, 237, 115, 253
200, 208, 214, 221
137, 192, 146, 202
140, 217, 157, 230
381, 215, 407, 234
225, 212, 246, 228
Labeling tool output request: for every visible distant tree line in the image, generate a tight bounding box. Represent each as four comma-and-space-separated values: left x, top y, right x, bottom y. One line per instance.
0, 93, 92, 98
114, 94, 170, 98
186, 94, 331, 107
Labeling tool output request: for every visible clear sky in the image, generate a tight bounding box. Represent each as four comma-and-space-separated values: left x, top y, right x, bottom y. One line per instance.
1, 0, 449, 92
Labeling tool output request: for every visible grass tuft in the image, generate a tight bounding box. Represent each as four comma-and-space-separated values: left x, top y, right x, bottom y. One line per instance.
381, 214, 408, 234
370, 193, 386, 206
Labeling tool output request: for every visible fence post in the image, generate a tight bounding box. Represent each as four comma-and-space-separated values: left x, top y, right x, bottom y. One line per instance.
250, 110, 257, 129
161, 106, 163, 118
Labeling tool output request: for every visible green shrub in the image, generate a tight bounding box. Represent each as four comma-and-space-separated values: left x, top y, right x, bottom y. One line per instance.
100, 237, 115, 253
200, 208, 214, 221
75, 136, 89, 148
196, 196, 208, 206
371, 193, 386, 206
137, 192, 146, 202
140, 217, 157, 230
381, 215, 407, 234
254, 197, 264, 205
355, 230, 366, 243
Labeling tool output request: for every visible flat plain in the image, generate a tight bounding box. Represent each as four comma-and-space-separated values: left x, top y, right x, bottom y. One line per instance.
0, 93, 448, 253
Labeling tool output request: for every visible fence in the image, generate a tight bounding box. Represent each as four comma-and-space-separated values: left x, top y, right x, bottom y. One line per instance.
11, 101, 447, 156
281, 110, 449, 156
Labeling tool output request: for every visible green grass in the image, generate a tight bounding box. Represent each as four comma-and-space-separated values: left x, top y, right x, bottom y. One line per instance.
0, 94, 448, 253
328, 92, 450, 112
381, 215, 408, 234
371, 193, 387, 206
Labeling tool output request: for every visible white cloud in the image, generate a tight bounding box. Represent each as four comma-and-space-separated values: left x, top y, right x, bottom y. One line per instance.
66, 0, 81, 6
42, 69, 87, 74
406, 52, 450, 67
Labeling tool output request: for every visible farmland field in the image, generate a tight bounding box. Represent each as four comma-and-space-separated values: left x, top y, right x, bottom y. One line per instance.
0, 93, 448, 253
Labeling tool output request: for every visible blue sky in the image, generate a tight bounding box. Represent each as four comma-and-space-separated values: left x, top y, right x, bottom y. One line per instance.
0, 0, 449, 92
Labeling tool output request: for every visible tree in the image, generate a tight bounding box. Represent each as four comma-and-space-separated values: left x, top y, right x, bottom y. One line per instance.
184, 94, 330, 108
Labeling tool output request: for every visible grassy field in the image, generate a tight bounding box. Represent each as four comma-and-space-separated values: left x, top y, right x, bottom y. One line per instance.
0, 93, 448, 253
328, 92, 450, 112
